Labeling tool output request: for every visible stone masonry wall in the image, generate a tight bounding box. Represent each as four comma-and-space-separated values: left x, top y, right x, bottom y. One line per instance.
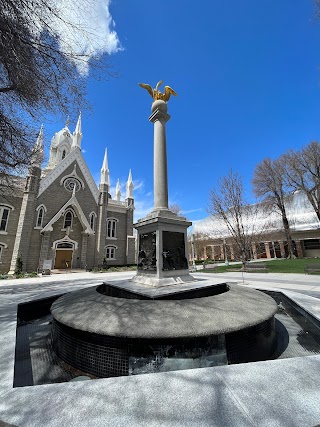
0, 195, 23, 274
36, 162, 98, 222
105, 209, 127, 266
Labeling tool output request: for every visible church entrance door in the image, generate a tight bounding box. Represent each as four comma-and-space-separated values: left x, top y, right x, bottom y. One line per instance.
54, 249, 73, 269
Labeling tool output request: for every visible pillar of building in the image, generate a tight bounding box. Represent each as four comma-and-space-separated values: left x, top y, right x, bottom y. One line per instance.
220, 244, 224, 260
81, 233, 89, 269
38, 231, 51, 271
9, 127, 44, 274
251, 243, 258, 259
265, 242, 271, 259
203, 245, 207, 260
295, 240, 304, 258
230, 245, 234, 260
271, 241, 277, 258
9, 170, 42, 274
95, 149, 109, 265
279, 241, 285, 258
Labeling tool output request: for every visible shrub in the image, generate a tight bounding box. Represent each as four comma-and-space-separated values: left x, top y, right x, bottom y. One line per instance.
15, 256, 23, 275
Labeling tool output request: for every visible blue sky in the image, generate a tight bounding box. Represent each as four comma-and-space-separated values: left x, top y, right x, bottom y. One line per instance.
43, 0, 320, 223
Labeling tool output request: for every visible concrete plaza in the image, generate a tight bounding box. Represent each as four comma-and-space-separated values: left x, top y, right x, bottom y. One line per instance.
0, 270, 320, 426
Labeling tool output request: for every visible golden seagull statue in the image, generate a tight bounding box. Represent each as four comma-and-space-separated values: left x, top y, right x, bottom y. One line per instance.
138, 80, 177, 102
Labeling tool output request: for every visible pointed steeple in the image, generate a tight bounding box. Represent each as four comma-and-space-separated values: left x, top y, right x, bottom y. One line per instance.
126, 169, 134, 199
31, 124, 44, 167
72, 112, 82, 150
100, 148, 110, 186
115, 179, 121, 201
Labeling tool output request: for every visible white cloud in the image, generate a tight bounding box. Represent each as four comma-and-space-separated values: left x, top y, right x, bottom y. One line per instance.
34, 0, 121, 75
134, 199, 154, 221
182, 208, 203, 215
133, 179, 145, 192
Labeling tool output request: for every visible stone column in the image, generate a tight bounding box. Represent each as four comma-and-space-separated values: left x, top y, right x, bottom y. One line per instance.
251, 243, 258, 259
95, 184, 108, 265
295, 240, 304, 258
279, 241, 285, 258
230, 245, 234, 260
38, 231, 51, 271
133, 90, 193, 287
211, 245, 215, 261
220, 244, 224, 260
265, 242, 271, 259
9, 165, 41, 274
81, 233, 89, 269
149, 100, 170, 210
203, 245, 207, 260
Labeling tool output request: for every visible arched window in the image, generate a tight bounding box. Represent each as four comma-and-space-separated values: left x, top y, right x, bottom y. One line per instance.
89, 212, 96, 232
56, 242, 74, 249
0, 206, 11, 232
63, 209, 73, 229
107, 218, 118, 239
106, 245, 117, 260
62, 150, 66, 160
0, 243, 7, 262
36, 207, 44, 228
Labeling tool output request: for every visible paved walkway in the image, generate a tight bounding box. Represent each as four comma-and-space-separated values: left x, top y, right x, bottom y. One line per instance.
0, 271, 320, 426
198, 271, 320, 298
1, 270, 319, 297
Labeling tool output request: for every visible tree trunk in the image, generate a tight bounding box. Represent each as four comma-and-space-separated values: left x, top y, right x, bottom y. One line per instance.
281, 209, 296, 258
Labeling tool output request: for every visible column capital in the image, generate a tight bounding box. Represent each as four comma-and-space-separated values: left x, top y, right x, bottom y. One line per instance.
149, 108, 171, 124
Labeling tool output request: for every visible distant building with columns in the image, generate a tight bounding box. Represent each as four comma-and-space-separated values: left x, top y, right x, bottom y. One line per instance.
193, 192, 320, 261
0, 115, 135, 273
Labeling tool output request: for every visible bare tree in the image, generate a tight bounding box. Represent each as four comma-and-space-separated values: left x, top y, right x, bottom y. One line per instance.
0, 0, 115, 178
281, 142, 320, 222
208, 169, 266, 265
169, 204, 183, 215
252, 157, 296, 258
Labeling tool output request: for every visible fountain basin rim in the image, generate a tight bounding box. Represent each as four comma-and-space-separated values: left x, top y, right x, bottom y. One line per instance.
51, 283, 277, 339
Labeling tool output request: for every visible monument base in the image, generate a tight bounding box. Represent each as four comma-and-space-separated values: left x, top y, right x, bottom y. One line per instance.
134, 209, 193, 288
131, 269, 196, 287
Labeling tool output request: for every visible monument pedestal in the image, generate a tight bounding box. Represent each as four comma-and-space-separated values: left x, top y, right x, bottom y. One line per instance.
133, 210, 195, 287
132, 95, 195, 287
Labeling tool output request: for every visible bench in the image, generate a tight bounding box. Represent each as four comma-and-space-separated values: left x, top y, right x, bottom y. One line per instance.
305, 264, 320, 275
203, 263, 219, 272
243, 262, 268, 272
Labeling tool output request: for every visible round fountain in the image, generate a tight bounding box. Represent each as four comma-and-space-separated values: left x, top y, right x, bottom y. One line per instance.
51, 83, 278, 378
51, 281, 277, 377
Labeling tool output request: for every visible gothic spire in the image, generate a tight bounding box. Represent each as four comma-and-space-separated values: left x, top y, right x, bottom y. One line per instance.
31, 124, 44, 167
115, 179, 121, 201
100, 148, 110, 186
72, 112, 82, 149
126, 169, 134, 199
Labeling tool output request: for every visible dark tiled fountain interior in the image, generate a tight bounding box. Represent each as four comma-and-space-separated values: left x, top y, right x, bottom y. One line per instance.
14, 288, 320, 387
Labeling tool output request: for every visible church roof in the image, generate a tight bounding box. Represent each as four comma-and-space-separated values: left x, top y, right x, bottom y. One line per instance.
39, 147, 100, 203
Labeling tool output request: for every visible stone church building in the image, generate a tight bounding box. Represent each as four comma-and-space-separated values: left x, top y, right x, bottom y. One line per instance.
0, 115, 136, 274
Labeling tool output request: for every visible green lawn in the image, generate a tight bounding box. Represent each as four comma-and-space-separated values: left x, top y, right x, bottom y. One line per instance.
202, 258, 320, 274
